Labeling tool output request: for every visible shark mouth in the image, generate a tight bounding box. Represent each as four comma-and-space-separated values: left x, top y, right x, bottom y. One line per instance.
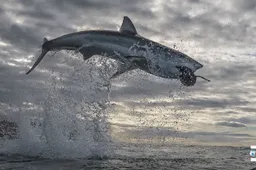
176, 66, 210, 86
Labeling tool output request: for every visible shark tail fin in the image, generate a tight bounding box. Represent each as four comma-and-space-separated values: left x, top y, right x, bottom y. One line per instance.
26, 38, 50, 75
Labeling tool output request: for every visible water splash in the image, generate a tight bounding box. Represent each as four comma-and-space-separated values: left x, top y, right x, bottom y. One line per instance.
0, 54, 117, 159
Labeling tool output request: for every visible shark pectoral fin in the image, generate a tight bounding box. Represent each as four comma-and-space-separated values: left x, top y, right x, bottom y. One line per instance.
110, 56, 146, 79
77, 45, 99, 61
80, 50, 94, 61
110, 61, 137, 79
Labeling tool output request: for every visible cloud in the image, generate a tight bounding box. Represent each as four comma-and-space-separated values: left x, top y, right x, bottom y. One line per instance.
233, 0, 256, 11
226, 117, 253, 125
215, 121, 246, 128
176, 98, 249, 109
120, 125, 253, 145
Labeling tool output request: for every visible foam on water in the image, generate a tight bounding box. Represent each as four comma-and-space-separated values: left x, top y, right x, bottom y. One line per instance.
0, 53, 117, 159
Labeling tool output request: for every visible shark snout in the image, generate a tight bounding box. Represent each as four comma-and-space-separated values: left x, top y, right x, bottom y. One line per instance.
176, 61, 203, 73
193, 61, 203, 70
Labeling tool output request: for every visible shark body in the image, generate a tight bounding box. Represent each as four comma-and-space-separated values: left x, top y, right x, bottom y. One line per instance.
26, 16, 209, 86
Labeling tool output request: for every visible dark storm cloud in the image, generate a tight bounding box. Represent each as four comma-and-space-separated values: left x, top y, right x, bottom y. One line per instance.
215, 121, 246, 128
52, 0, 113, 10
156, 1, 256, 48
0, 4, 52, 51
0, 0, 156, 52
0, 6, 4, 14
18, 8, 53, 20
233, 0, 256, 11
50, 0, 156, 18
0, 24, 41, 51
188, 0, 201, 3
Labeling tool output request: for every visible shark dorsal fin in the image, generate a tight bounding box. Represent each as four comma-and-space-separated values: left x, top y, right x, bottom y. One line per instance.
119, 16, 137, 35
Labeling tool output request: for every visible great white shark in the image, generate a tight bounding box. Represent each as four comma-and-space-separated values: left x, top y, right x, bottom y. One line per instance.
26, 16, 210, 86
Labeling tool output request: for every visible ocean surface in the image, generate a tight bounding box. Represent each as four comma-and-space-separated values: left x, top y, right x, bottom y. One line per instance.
0, 142, 255, 170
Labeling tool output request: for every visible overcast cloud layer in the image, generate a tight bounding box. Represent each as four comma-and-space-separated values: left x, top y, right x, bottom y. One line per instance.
0, 0, 256, 146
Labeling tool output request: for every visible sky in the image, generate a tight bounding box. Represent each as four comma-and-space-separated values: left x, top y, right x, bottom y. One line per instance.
0, 0, 256, 147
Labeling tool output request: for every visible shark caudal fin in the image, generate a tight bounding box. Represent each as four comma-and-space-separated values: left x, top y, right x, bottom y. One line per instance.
26, 38, 49, 75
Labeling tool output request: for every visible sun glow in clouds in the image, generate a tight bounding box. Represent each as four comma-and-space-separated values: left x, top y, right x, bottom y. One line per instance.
12, 58, 30, 63
0, 41, 10, 47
